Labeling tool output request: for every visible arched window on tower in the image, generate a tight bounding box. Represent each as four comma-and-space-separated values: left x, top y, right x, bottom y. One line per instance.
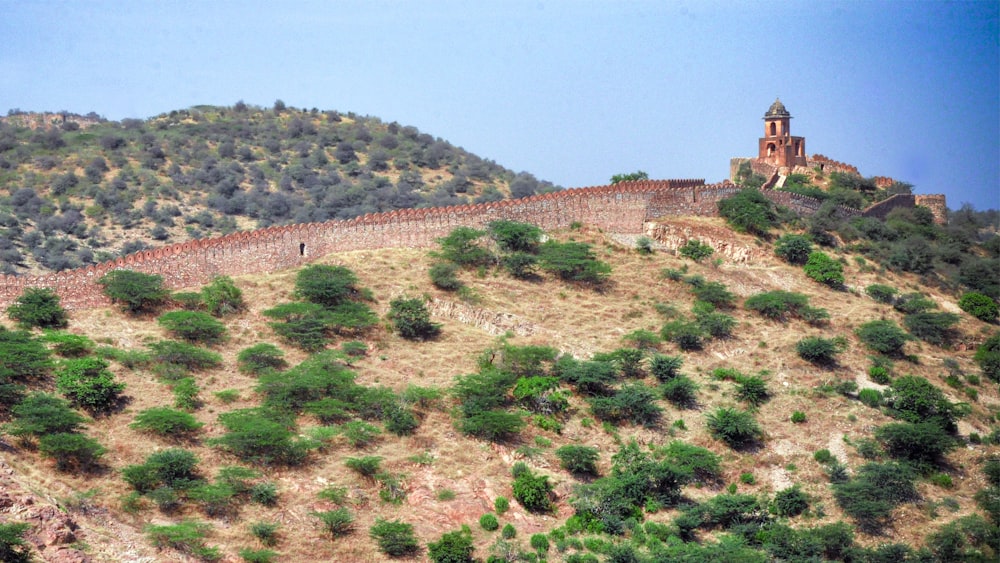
770, 122, 777, 136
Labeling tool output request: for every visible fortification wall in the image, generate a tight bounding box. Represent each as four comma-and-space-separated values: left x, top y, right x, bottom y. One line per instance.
808, 154, 859, 175
0, 179, 702, 310
914, 195, 948, 225
763, 191, 861, 219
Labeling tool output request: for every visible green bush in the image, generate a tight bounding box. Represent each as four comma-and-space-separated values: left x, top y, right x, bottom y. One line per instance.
803, 251, 844, 287
344, 455, 383, 477
903, 312, 960, 346
696, 310, 737, 339
131, 406, 204, 437
589, 383, 662, 427
813, 449, 834, 464
744, 290, 810, 321
649, 354, 683, 381
501, 251, 539, 279
479, 513, 499, 531
530, 533, 550, 553
774, 234, 813, 265
313, 507, 354, 537
678, 239, 714, 262
501, 523, 516, 539
623, 329, 662, 350
635, 236, 654, 255
512, 466, 553, 513
0, 329, 53, 405
705, 407, 762, 449
717, 188, 777, 236
555, 445, 599, 476
773, 485, 809, 517
488, 220, 543, 253
662, 441, 721, 482
200, 276, 244, 317
98, 269, 169, 314
975, 333, 1000, 383
388, 296, 441, 340
796, 336, 845, 365
875, 421, 956, 469
429, 261, 463, 290
537, 240, 611, 285
428, 529, 475, 563
294, 264, 365, 308
435, 227, 492, 267
210, 408, 311, 466
858, 388, 882, 408
148, 340, 222, 373
370, 519, 420, 557
144, 520, 218, 560
158, 311, 228, 345
39, 432, 105, 471
172, 377, 200, 411
660, 319, 704, 351
249, 482, 278, 506
691, 281, 735, 308
55, 356, 125, 412
494, 496, 509, 514
959, 292, 998, 322
833, 462, 918, 532
735, 376, 770, 407
661, 375, 699, 408
6, 392, 85, 439
460, 410, 525, 442
884, 375, 962, 431
865, 284, 898, 304
893, 292, 937, 314
856, 320, 909, 355
0, 522, 32, 563
239, 548, 279, 563
43, 332, 94, 357
249, 521, 279, 546
790, 411, 807, 423
6, 287, 68, 329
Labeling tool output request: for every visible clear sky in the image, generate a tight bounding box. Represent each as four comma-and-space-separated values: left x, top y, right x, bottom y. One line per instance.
2, 0, 997, 210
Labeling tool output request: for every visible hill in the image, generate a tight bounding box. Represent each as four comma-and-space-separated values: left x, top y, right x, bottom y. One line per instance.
0, 105, 557, 276
0, 209, 997, 562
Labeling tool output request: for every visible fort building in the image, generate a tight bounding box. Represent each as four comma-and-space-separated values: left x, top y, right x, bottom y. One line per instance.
759, 98, 807, 169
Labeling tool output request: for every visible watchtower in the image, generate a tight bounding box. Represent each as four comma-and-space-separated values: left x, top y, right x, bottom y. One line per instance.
758, 98, 807, 168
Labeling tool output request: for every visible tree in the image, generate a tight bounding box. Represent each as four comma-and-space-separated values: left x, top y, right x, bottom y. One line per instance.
488, 220, 542, 253
959, 292, 998, 323
6, 287, 68, 329
974, 333, 1000, 383
705, 407, 762, 449
555, 445, 599, 475
903, 312, 960, 346
856, 320, 909, 356
435, 227, 492, 267
388, 297, 440, 340
293, 264, 363, 308
130, 406, 204, 438
237, 343, 288, 375
201, 276, 244, 317
512, 466, 553, 513
537, 240, 611, 285
0, 328, 52, 406
610, 171, 649, 184
55, 357, 125, 413
98, 270, 169, 314
717, 189, 777, 236
38, 432, 105, 471
6, 392, 86, 439
157, 311, 228, 345
796, 336, 845, 365
428, 529, 475, 563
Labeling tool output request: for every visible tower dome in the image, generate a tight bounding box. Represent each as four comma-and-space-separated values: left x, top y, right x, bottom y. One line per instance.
764, 98, 791, 118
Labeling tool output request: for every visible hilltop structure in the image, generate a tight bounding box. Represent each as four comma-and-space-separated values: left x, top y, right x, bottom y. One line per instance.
759, 98, 807, 169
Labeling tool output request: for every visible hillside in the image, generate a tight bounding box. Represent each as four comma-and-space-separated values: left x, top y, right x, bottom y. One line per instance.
0, 105, 557, 276
0, 214, 997, 562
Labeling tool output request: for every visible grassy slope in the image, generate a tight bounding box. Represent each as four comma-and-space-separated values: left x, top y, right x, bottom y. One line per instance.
1, 218, 997, 561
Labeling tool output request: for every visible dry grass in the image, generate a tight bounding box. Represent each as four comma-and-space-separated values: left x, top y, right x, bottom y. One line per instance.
1, 218, 997, 560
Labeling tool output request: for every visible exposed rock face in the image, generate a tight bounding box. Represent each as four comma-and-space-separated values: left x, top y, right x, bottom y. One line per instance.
0, 488, 91, 563
641, 221, 769, 263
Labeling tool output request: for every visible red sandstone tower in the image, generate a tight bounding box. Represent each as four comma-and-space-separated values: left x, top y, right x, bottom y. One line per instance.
758, 98, 807, 168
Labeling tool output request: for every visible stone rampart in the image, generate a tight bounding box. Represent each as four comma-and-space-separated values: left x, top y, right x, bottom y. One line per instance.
808, 154, 859, 175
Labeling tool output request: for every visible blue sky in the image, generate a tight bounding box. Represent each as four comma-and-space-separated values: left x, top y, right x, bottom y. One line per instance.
2, 0, 997, 210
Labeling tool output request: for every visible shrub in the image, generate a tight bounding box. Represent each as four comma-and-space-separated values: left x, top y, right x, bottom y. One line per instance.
210, 409, 311, 466
158, 310, 228, 345
249, 482, 278, 506
460, 410, 525, 442
501, 523, 516, 539
875, 421, 956, 469
55, 356, 125, 412
479, 513, 499, 531
98, 270, 169, 314
678, 239, 714, 262
435, 227, 492, 266
791, 411, 807, 423
201, 276, 244, 317
0, 522, 31, 563
773, 486, 809, 517
429, 262, 463, 290
959, 292, 998, 322
370, 519, 421, 557
884, 375, 962, 431
717, 188, 777, 236
148, 340, 222, 373
39, 432, 105, 471
428, 529, 475, 563
660, 319, 704, 351
696, 310, 737, 339
530, 533, 550, 553
537, 240, 611, 285
131, 406, 204, 438
661, 375, 699, 408
6, 287, 68, 329
388, 296, 441, 340
858, 388, 882, 408
239, 548, 279, 563
512, 466, 553, 513
501, 251, 539, 279
774, 234, 813, 265
313, 507, 354, 537
744, 290, 810, 321
975, 333, 1000, 383
649, 354, 683, 381
294, 264, 365, 308
856, 320, 909, 355
814, 449, 833, 464
735, 376, 770, 407
249, 522, 279, 546
866, 284, 898, 304
144, 520, 218, 560
344, 456, 383, 478
691, 281, 735, 308
833, 462, 918, 532
6, 392, 85, 439
893, 292, 937, 314
796, 336, 845, 365
43, 332, 94, 357
237, 343, 287, 375
494, 496, 509, 515
662, 441, 721, 482
705, 407, 762, 449
555, 445, 599, 475
803, 251, 844, 287
623, 329, 661, 350
589, 383, 662, 427
635, 236, 654, 255
488, 220, 543, 253
903, 312, 960, 346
